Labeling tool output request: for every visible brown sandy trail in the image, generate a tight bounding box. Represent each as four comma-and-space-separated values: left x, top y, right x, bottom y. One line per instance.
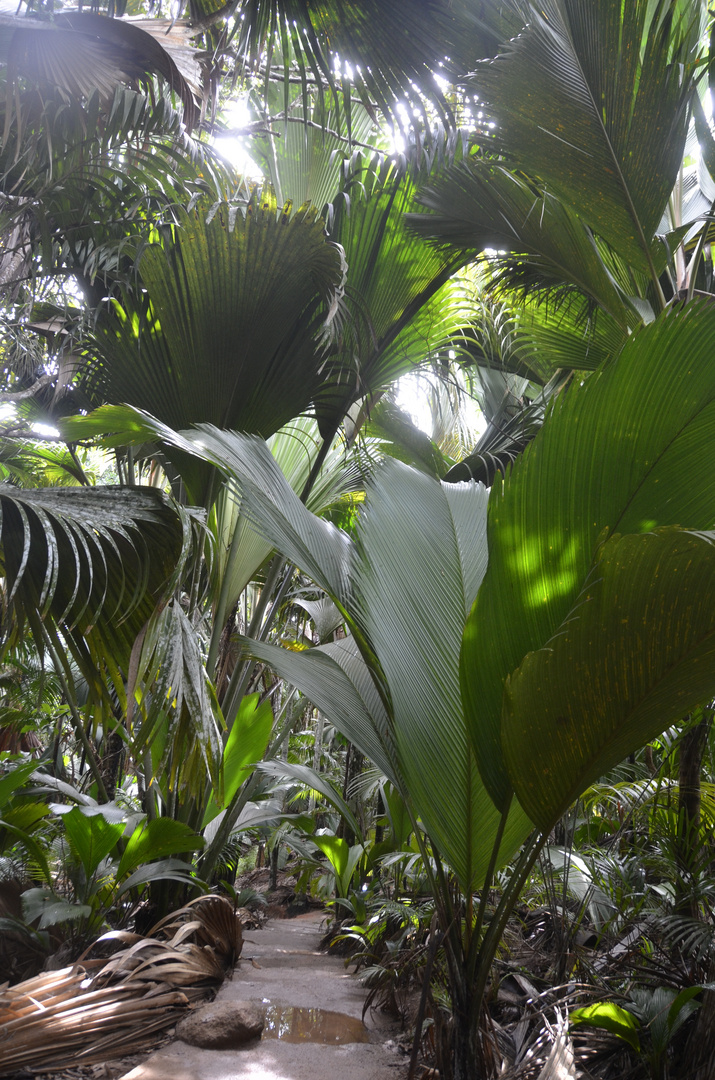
120, 911, 409, 1080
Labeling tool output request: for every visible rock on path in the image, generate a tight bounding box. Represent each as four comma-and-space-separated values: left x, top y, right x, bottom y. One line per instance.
120, 912, 408, 1080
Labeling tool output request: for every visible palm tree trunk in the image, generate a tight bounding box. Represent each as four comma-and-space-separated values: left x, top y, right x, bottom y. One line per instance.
675, 711, 712, 918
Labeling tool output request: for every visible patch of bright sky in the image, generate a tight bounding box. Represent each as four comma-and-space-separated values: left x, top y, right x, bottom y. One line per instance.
212, 97, 263, 179
0, 401, 58, 438
396, 366, 486, 444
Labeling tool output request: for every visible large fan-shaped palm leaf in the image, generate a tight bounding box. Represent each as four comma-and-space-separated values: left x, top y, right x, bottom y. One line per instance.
0, 84, 227, 303
410, 0, 703, 322
219, 0, 520, 132
83, 193, 344, 497
462, 300, 715, 812
0, 12, 200, 128
313, 152, 476, 438
247, 86, 378, 212
0, 485, 186, 672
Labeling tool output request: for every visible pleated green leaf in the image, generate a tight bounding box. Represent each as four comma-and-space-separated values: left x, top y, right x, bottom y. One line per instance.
314, 155, 473, 435
248, 90, 377, 213
208, 418, 363, 631
247, 636, 400, 787
462, 302, 715, 811
0, 485, 185, 669
87, 196, 345, 443
227, 0, 517, 132
350, 460, 531, 890
410, 163, 638, 328
222, 445, 532, 889
184, 427, 355, 605
469, 0, 698, 271
117, 818, 204, 879
59, 411, 356, 603
215, 693, 274, 816
503, 528, 715, 830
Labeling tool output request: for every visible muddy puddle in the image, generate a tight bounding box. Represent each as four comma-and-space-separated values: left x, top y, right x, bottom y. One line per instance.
261, 1003, 370, 1044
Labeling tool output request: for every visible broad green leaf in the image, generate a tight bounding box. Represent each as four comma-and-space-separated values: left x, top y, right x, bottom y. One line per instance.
60, 806, 125, 878
571, 1002, 641, 1052
383, 782, 412, 848
504, 529, 715, 830
208, 417, 363, 636
249, 89, 377, 212
311, 835, 363, 897
667, 986, 703, 1034
292, 597, 344, 643
217, 444, 533, 890
214, 693, 274, 818
116, 857, 203, 897
21, 889, 92, 930
312, 834, 349, 879
0, 819, 51, 881
258, 760, 362, 842
117, 818, 204, 879
0, 12, 199, 126
179, 428, 355, 605
0, 760, 38, 809
350, 460, 530, 891
0, 802, 50, 834
247, 637, 400, 787
463, 303, 715, 811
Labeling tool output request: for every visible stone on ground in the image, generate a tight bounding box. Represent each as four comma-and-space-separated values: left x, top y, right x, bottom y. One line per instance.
176, 1000, 264, 1048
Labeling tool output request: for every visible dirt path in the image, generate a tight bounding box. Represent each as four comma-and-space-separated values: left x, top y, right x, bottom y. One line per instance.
119, 912, 409, 1080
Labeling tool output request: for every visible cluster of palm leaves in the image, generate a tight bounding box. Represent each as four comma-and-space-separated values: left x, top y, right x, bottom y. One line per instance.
4, 0, 715, 1077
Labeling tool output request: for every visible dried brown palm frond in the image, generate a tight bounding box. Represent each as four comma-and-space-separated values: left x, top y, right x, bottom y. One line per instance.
148, 894, 244, 966
0, 894, 243, 1075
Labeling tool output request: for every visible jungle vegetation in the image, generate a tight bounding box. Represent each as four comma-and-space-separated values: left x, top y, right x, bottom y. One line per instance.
3, 2, 715, 1078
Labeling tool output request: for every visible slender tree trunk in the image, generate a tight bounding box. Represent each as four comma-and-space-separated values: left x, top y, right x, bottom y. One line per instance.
337, 742, 364, 846
679, 710, 715, 1079
308, 712, 324, 814
675, 712, 712, 918
99, 727, 124, 802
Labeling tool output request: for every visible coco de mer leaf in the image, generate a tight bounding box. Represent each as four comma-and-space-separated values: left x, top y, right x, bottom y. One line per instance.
462, 302, 715, 811
503, 528, 715, 831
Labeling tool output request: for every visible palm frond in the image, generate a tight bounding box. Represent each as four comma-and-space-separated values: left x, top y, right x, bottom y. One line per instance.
0, 484, 187, 672
0, 895, 242, 1075
1, 12, 200, 129
469, 0, 700, 272
462, 301, 715, 812
85, 195, 345, 470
